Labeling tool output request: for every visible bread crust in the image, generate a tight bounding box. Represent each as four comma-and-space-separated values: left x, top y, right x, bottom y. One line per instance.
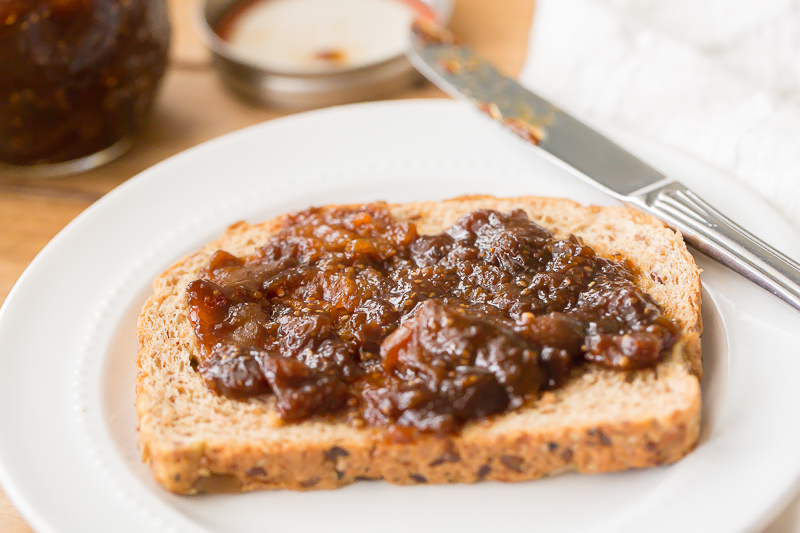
136, 195, 702, 494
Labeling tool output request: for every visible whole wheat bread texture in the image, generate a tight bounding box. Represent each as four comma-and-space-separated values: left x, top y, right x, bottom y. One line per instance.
136, 195, 702, 494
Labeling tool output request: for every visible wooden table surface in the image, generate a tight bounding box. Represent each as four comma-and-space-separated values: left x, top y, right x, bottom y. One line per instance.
0, 0, 535, 530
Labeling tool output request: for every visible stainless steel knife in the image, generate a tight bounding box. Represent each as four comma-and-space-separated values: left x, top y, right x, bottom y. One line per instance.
407, 24, 800, 313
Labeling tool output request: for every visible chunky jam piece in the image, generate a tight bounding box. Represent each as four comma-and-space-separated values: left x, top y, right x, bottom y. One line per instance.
186, 204, 677, 433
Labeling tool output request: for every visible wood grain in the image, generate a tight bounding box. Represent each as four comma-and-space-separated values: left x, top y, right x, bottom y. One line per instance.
0, 486, 30, 533
0, 0, 535, 530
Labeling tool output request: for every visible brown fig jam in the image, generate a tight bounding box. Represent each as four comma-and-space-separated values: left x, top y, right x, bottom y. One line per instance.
186, 204, 677, 433
0, 0, 169, 167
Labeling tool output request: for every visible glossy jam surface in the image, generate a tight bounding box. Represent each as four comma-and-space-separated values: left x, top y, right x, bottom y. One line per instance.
0, 0, 169, 165
186, 205, 677, 433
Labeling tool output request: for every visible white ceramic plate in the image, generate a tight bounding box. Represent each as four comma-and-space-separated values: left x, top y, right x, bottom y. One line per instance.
1, 100, 800, 533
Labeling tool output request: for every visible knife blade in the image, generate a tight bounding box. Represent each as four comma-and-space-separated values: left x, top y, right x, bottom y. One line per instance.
407, 22, 800, 313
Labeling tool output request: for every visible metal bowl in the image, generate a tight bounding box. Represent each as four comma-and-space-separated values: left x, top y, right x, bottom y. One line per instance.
193, 0, 453, 109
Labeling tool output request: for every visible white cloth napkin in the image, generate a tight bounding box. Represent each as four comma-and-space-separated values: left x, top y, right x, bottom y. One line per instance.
519, 0, 800, 231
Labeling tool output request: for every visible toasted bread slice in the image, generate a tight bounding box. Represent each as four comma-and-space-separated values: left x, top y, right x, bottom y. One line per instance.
136, 195, 702, 494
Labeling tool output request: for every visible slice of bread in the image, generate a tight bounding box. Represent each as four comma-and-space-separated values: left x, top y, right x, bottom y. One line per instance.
136, 195, 702, 494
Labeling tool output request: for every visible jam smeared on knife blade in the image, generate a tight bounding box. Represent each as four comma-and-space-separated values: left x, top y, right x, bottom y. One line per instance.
186, 204, 677, 433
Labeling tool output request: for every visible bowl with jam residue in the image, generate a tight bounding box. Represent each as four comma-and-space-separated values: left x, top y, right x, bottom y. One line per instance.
194, 0, 453, 109
0, 0, 170, 178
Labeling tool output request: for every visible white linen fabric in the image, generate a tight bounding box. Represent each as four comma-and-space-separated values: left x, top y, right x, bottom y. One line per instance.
520, 0, 800, 230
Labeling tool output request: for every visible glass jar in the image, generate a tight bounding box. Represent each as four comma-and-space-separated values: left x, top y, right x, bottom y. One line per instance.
0, 0, 170, 177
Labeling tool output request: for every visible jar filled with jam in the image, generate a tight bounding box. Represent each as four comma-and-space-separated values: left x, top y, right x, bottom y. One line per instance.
0, 0, 170, 177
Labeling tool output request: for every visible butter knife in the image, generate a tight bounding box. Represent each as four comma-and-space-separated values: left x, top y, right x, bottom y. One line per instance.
407, 24, 800, 313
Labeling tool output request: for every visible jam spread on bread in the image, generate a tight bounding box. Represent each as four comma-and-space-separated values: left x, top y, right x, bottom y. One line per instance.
186, 205, 677, 433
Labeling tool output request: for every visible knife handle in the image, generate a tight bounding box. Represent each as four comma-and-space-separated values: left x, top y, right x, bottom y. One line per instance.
631, 182, 800, 313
